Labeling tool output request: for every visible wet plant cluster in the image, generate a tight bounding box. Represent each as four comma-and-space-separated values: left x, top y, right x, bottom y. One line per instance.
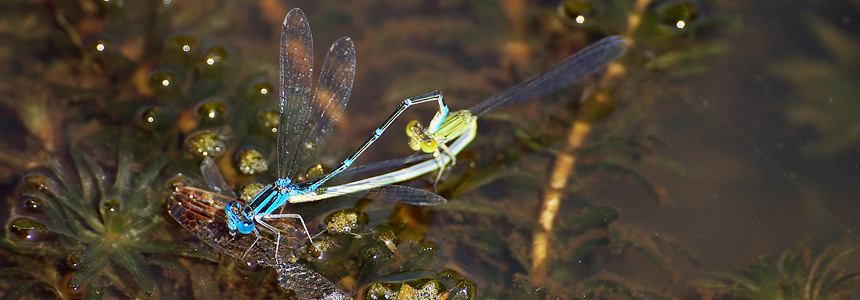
698, 239, 860, 299
310, 208, 477, 299
1, 142, 210, 298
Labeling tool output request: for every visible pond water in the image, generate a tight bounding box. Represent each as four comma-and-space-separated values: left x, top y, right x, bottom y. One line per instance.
1, 0, 858, 299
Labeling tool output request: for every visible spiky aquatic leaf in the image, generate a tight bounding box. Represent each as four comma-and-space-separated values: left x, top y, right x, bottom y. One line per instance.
609, 225, 689, 282
146, 256, 188, 274
111, 246, 155, 295
575, 274, 674, 300
699, 240, 860, 299
7, 279, 54, 300
71, 244, 109, 287
556, 206, 619, 236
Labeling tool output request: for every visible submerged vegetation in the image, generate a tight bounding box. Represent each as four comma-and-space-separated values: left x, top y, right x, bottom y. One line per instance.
698, 239, 860, 299
0, 0, 855, 299
1, 141, 212, 298
768, 14, 860, 157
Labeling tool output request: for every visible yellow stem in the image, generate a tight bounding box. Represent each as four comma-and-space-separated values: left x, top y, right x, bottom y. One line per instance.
529, 0, 649, 285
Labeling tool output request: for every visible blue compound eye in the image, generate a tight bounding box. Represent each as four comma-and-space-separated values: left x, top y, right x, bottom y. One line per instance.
227, 201, 242, 214
226, 201, 245, 231
237, 219, 254, 234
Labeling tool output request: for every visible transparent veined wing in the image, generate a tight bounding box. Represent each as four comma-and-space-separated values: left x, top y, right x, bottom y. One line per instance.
277, 8, 316, 180
469, 36, 629, 117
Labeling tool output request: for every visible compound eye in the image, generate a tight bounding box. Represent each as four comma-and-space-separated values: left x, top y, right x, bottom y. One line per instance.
406, 120, 419, 137
227, 201, 242, 214
420, 139, 438, 153
235, 219, 255, 234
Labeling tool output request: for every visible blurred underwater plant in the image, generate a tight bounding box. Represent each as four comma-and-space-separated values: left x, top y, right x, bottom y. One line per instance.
768, 14, 860, 157
698, 239, 860, 300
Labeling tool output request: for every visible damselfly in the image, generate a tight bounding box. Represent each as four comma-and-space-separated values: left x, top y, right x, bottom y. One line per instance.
227, 8, 450, 263
169, 128, 473, 298
403, 36, 629, 165
169, 182, 353, 300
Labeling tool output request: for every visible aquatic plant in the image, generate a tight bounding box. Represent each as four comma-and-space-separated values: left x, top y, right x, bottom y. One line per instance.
768, 14, 860, 157
1, 140, 211, 298
698, 239, 860, 299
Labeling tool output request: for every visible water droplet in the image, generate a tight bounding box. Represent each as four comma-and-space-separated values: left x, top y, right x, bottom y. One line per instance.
59, 272, 86, 299
203, 46, 228, 66
557, 0, 599, 24
197, 100, 228, 124
361, 244, 391, 267
250, 82, 274, 99
307, 237, 337, 261
437, 270, 476, 299
23, 174, 56, 197
150, 70, 177, 90
9, 217, 49, 241
167, 175, 191, 191
373, 225, 398, 253
167, 34, 197, 53
233, 258, 263, 275
258, 110, 280, 137
22, 197, 44, 214
138, 106, 176, 132
142, 107, 161, 124
658, 2, 699, 29
87, 37, 112, 53
102, 198, 121, 214
163, 34, 200, 68
414, 241, 438, 253
67, 248, 83, 270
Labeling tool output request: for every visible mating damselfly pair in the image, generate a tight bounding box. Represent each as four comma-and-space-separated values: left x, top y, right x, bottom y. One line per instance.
169, 7, 628, 291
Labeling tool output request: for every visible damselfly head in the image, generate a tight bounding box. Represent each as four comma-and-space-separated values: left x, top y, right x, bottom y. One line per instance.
406, 120, 423, 137
225, 200, 245, 232
406, 120, 427, 152
227, 200, 242, 214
